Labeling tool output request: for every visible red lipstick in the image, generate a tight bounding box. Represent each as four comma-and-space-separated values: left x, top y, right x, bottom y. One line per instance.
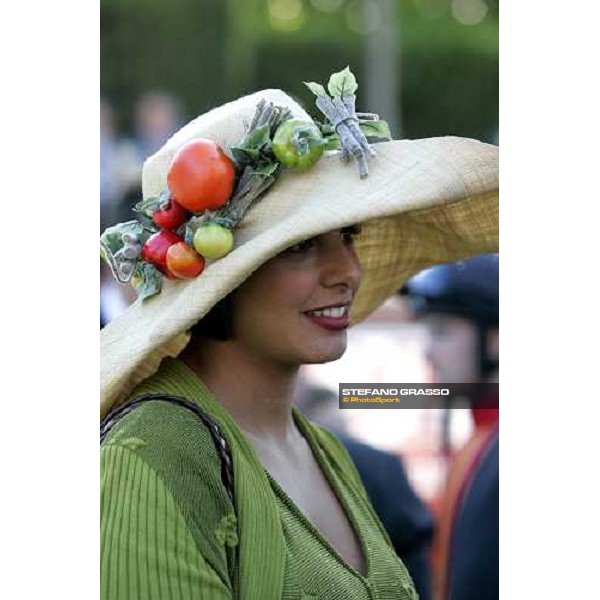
303, 305, 350, 331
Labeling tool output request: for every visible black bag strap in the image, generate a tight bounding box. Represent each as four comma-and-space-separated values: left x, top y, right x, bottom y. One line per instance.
100, 393, 235, 505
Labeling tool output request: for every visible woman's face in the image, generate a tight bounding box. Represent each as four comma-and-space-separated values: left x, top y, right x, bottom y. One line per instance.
231, 227, 362, 367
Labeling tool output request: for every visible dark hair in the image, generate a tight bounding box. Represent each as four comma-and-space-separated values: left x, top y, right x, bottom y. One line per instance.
189, 294, 234, 342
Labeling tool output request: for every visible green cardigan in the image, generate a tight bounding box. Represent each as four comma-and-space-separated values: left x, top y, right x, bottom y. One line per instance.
100, 358, 418, 599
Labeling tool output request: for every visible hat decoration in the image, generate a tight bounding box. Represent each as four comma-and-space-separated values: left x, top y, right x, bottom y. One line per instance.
100, 67, 391, 301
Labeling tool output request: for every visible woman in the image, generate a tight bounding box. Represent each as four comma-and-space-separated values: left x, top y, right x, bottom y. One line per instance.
100, 82, 498, 599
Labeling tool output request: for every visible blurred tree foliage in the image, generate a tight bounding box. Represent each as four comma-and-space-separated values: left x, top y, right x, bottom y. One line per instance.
101, 0, 498, 141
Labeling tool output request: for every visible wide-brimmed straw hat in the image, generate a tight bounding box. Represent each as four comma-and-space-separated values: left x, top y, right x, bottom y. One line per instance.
100, 87, 498, 418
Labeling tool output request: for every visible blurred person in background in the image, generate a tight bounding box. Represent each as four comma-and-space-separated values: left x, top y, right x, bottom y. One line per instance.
105, 91, 186, 227
100, 92, 182, 238
297, 383, 435, 600
100, 98, 122, 231
402, 255, 499, 600
100, 97, 145, 326
402, 255, 499, 388
132, 91, 184, 161
100, 97, 141, 229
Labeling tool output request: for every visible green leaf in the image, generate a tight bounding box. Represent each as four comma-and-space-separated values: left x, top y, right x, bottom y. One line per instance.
253, 162, 279, 177
315, 120, 341, 150
134, 262, 162, 301
183, 215, 206, 246
100, 220, 145, 257
158, 188, 170, 209
327, 66, 358, 98
304, 81, 328, 98
242, 124, 271, 150
359, 119, 392, 141
324, 133, 341, 151
136, 211, 155, 230
271, 107, 293, 135
134, 189, 171, 216
134, 196, 162, 217
316, 120, 336, 137
230, 123, 272, 169
229, 147, 260, 169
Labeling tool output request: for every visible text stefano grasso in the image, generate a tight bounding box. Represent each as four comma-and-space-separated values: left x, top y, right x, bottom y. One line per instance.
100, 67, 391, 301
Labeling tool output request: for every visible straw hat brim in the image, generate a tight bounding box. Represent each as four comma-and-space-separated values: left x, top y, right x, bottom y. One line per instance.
100, 135, 498, 418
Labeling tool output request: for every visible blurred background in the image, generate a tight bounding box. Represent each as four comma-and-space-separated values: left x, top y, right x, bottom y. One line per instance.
101, 3, 498, 597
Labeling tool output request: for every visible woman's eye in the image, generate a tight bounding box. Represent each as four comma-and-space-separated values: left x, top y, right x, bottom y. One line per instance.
284, 238, 315, 254
341, 225, 361, 244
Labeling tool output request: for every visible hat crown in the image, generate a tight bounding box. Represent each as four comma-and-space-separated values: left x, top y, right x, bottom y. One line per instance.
142, 89, 312, 200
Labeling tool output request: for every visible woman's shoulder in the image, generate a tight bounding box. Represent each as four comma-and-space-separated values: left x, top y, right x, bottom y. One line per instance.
100, 393, 238, 584
100, 393, 232, 511
102, 394, 218, 458
102, 356, 226, 463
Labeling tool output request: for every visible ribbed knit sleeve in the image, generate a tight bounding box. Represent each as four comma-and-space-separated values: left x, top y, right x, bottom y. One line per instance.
100, 442, 233, 600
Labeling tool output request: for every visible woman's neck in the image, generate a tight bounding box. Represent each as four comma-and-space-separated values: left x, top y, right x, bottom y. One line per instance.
180, 338, 301, 444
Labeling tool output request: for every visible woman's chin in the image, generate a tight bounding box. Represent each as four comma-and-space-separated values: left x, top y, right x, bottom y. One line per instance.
302, 339, 347, 364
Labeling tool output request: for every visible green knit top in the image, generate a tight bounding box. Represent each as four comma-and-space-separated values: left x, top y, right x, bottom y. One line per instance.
100, 358, 418, 599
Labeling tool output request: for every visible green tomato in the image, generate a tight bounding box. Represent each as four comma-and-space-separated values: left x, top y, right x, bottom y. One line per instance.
272, 119, 325, 170
193, 223, 234, 259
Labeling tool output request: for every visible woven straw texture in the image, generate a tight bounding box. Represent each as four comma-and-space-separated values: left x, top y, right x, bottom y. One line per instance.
100, 89, 498, 418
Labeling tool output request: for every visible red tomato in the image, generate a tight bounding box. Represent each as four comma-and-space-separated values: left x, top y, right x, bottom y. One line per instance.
167, 139, 236, 213
152, 198, 189, 230
166, 242, 205, 279
141, 230, 182, 278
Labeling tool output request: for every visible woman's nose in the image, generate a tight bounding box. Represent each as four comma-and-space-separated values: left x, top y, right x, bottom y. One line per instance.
320, 242, 362, 292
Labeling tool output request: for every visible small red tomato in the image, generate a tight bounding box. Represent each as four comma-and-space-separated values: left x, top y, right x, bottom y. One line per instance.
141, 230, 182, 278
167, 139, 236, 213
152, 198, 189, 230
166, 242, 205, 279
